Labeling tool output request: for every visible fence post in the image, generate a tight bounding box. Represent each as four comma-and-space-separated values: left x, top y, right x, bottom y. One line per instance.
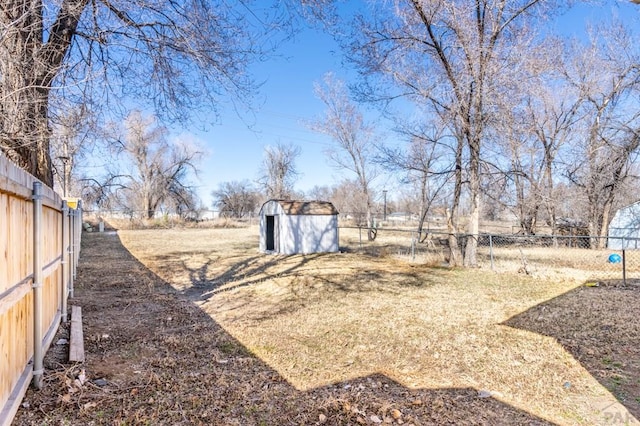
61, 200, 69, 323
72, 206, 79, 285
76, 200, 83, 267
32, 182, 44, 389
69, 207, 75, 297
359, 226, 362, 249
489, 234, 495, 271
622, 249, 627, 286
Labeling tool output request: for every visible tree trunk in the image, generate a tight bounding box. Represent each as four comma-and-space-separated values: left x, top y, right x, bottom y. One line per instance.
144, 191, 154, 220
463, 188, 480, 267
587, 195, 600, 250
0, 0, 87, 187
0, 86, 53, 185
598, 201, 612, 249
543, 157, 558, 245
366, 201, 375, 241
464, 139, 480, 267
416, 172, 429, 242
446, 209, 462, 267
0, 2, 52, 185
447, 138, 464, 267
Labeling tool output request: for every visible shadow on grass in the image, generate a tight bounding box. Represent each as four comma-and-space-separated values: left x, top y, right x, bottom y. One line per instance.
503, 280, 640, 422
151, 246, 442, 310
14, 231, 556, 425
149, 251, 343, 303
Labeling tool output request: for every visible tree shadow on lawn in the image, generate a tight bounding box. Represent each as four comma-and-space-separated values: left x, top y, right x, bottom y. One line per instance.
152, 247, 436, 308
503, 280, 640, 422
14, 231, 555, 425
179, 252, 327, 300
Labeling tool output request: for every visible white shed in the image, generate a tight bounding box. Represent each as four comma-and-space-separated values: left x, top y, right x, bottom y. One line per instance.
259, 200, 339, 254
608, 201, 640, 250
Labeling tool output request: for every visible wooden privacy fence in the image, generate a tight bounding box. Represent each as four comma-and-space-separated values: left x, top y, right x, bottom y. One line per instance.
0, 155, 82, 425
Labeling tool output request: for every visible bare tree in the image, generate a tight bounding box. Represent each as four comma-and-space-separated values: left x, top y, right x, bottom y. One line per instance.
329, 179, 370, 224
306, 1, 559, 265
50, 104, 98, 197
305, 185, 333, 201
106, 111, 203, 219
525, 90, 582, 235
376, 124, 453, 241
258, 142, 301, 199
310, 72, 379, 238
212, 180, 260, 218
496, 75, 583, 236
564, 22, 640, 248
0, 0, 288, 185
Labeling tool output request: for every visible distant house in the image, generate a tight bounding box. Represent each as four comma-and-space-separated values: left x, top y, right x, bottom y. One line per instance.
608, 201, 640, 250
259, 200, 339, 254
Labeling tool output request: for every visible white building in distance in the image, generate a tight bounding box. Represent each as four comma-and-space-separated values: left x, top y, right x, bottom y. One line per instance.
608, 201, 640, 250
259, 200, 339, 254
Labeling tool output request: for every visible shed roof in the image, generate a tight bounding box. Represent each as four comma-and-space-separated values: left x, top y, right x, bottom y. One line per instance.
275, 200, 338, 215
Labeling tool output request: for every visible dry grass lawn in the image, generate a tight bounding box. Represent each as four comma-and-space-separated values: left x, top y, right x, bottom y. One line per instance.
112, 226, 638, 425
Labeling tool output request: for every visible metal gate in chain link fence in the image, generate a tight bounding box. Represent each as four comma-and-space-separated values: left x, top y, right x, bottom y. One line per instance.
339, 227, 640, 285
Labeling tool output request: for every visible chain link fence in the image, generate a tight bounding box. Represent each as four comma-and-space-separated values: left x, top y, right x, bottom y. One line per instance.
84, 208, 639, 284
339, 226, 640, 285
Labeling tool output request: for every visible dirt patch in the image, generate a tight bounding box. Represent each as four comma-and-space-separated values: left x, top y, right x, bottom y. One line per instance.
11, 228, 639, 425
505, 280, 640, 422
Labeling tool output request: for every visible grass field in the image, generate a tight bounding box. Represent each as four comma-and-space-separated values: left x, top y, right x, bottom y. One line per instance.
111, 226, 639, 425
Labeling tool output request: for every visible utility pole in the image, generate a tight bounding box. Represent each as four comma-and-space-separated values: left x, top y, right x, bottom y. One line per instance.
56, 131, 73, 197
383, 189, 387, 221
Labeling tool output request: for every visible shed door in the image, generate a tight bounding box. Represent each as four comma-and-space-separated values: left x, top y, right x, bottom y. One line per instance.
265, 215, 278, 251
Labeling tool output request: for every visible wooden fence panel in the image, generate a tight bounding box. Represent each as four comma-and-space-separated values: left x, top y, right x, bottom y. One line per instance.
42, 205, 62, 344
0, 155, 81, 426
0, 193, 8, 294
0, 294, 32, 418
2, 195, 33, 295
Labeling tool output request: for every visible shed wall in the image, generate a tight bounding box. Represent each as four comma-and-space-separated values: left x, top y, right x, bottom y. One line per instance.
280, 214, 338, 254
608, 202, 640, 249
259, 200, 339, 254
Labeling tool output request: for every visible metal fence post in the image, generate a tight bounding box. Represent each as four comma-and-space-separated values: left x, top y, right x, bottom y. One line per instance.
61, 200, 69, 323
69, 207, 75, 297
77, 200, 82, 265
622, 249, 627, 286
32, 182, 44, 389
73, 207, 79, 277
77, 200, 82, 261
489, 234, 495, 271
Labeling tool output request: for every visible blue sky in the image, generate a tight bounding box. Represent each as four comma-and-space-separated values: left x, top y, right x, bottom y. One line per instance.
181, 1, 639, 209
184, 24, 349, 208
